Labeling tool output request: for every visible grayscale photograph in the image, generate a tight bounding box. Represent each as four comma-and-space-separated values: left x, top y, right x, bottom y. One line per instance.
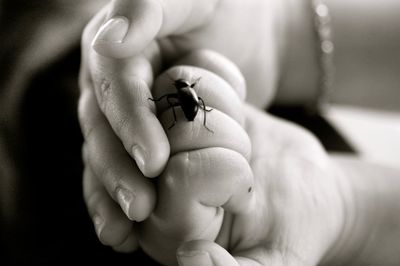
1, 0, 400, 265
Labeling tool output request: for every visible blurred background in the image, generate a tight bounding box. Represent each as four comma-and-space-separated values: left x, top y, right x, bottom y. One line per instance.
324, 0, 400, 169
0, 0, 399, 265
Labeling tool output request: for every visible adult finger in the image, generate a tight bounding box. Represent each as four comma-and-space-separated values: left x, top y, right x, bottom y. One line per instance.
81, 5, 168, 178
78, 88, 156, 222
88, 51, 168, 177
82, 164, 137, 250
92, 0, 219, 58
177, 240, 304, 266
112, 233, 140, 253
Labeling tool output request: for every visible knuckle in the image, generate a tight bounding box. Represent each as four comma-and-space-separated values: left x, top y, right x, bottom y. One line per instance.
78, 73, 89, 93
78, 112, 92, 140
86, 189, 104, 214
85, 146, 121, 195
77, 90, 89, 120
82, 123, 95, 141
114, 114, 131, 140
94, 76, 122, 121
96, 77, 114, 112
78, 111, 96, 141
81, 23, 92, 48
82, 143, 89, 164
98, 161, 120, 193
77, 91, 95, 140
78, 62, 93, 93
99, 77, 114, 99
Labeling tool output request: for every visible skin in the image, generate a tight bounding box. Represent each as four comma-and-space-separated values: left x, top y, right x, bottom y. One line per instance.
79, 0, 283, 180
79, 0, 400, 265
82, 50, 347, 265
79, 0, 283, 243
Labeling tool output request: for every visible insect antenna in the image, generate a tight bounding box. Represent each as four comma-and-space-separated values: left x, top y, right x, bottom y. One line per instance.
191, 77, 202, 88
198, 97, 214, 133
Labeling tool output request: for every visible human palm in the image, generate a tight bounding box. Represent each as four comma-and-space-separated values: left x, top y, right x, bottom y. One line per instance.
222, 105, 346, 265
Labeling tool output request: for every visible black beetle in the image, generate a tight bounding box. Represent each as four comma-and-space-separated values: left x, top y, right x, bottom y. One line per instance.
149, 77, 213, 132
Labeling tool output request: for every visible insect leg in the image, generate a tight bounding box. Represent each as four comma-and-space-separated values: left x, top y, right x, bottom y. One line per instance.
148, 93, 177, 102
198, 97, 213, 112
167, 95, 180, 130
190, 77, 202, 88
198, 97, 214, 133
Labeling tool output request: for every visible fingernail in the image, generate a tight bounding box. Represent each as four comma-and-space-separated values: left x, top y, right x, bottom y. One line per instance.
132, 145, 146, 173
116, 187, 136, 221
177, 251, 213, 266
92, 16, 129, 47
93, 214, 105, 239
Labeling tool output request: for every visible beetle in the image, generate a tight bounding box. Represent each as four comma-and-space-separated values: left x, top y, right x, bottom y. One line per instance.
149, 77, 214, 132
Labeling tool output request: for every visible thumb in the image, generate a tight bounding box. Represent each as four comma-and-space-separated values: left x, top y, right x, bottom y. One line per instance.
92, 0, 218, 58
177, 240, 304, 266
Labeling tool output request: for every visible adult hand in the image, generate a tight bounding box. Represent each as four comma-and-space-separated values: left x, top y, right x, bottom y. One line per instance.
82, 49, 348, 265
79, 0, 284, 252
79, 48, 249, 253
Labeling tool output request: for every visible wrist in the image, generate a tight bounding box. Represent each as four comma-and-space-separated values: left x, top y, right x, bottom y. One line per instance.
324, 156, 400, 265
319, 156, 360, 265
275, 0, 320, 106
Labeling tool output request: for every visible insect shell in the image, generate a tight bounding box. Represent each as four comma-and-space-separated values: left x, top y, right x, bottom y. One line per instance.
149, 77, 213, 132
173, 78, 201, 121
